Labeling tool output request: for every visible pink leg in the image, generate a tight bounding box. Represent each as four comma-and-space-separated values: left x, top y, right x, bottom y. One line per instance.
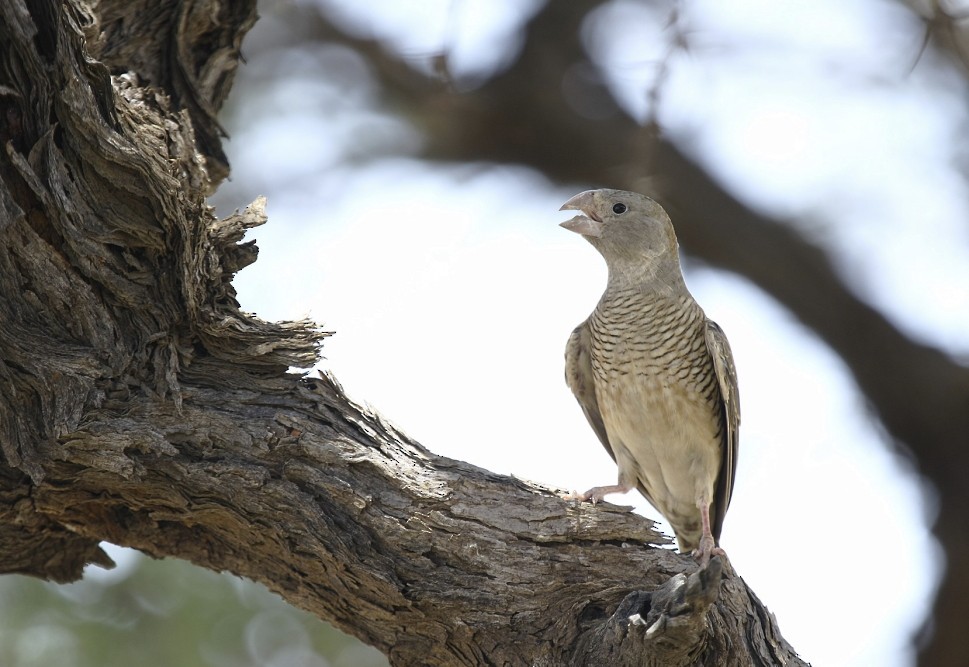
693, 500, 726, 567
564, 474, 633, 504
570, 483, 632, 504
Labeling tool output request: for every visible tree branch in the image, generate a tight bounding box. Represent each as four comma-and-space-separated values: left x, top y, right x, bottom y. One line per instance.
0, 1, 804, 665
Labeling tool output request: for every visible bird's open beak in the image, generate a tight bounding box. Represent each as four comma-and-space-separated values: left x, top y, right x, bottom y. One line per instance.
559, 191, 603, 238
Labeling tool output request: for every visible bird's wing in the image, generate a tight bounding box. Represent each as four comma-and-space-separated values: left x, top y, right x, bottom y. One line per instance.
704, 319, 740, 543
565, 320, 615, 464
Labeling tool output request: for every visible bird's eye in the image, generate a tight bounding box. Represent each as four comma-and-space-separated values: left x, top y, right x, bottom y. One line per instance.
612, 203, 627, 214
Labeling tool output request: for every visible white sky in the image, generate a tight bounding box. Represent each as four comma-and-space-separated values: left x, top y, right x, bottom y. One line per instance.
205, 0, 969, 665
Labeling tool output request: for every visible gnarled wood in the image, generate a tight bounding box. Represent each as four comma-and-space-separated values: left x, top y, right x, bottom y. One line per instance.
0, 1, 806, 664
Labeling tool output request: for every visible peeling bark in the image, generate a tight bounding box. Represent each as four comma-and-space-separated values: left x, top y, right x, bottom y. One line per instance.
0, 1, 807, 665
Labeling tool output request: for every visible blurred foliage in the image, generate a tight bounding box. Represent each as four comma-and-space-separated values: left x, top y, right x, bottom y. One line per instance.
0, 546, 388, 667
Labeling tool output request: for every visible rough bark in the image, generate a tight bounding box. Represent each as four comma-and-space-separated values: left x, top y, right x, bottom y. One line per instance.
0, 2, 802, 666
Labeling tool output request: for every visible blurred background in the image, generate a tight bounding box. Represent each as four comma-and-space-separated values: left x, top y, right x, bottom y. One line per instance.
4, 0, 968, 665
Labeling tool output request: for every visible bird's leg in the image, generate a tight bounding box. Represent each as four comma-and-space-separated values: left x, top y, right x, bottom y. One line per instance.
693, 499, 726, 567
564, 473, 633, 504
572, 483, 631, 504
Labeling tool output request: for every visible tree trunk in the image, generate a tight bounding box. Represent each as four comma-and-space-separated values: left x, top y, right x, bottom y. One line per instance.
0, 1, 806, 665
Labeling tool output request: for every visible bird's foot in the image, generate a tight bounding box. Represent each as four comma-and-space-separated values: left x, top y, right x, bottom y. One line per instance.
692, 535, 726, 568
562, 483, 629, 505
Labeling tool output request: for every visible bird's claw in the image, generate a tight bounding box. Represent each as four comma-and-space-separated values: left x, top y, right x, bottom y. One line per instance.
561, 489, 599, 504
692, 537, 726, 568
568, 483, 630, 505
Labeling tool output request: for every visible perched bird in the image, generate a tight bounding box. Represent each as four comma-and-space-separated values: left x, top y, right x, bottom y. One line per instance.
560, 189, 739, 565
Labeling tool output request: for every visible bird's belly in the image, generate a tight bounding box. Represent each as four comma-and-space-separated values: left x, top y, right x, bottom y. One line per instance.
597, 376, 721, 523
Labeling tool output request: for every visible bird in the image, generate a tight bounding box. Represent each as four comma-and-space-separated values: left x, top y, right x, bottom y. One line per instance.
560, 188, 739, 566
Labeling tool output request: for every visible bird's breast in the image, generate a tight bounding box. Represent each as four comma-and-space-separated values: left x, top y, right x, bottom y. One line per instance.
588, 290, 723, 528
589, 292, 710, 387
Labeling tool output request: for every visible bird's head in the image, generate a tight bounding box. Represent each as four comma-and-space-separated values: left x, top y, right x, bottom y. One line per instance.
560, 188, 681, 285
